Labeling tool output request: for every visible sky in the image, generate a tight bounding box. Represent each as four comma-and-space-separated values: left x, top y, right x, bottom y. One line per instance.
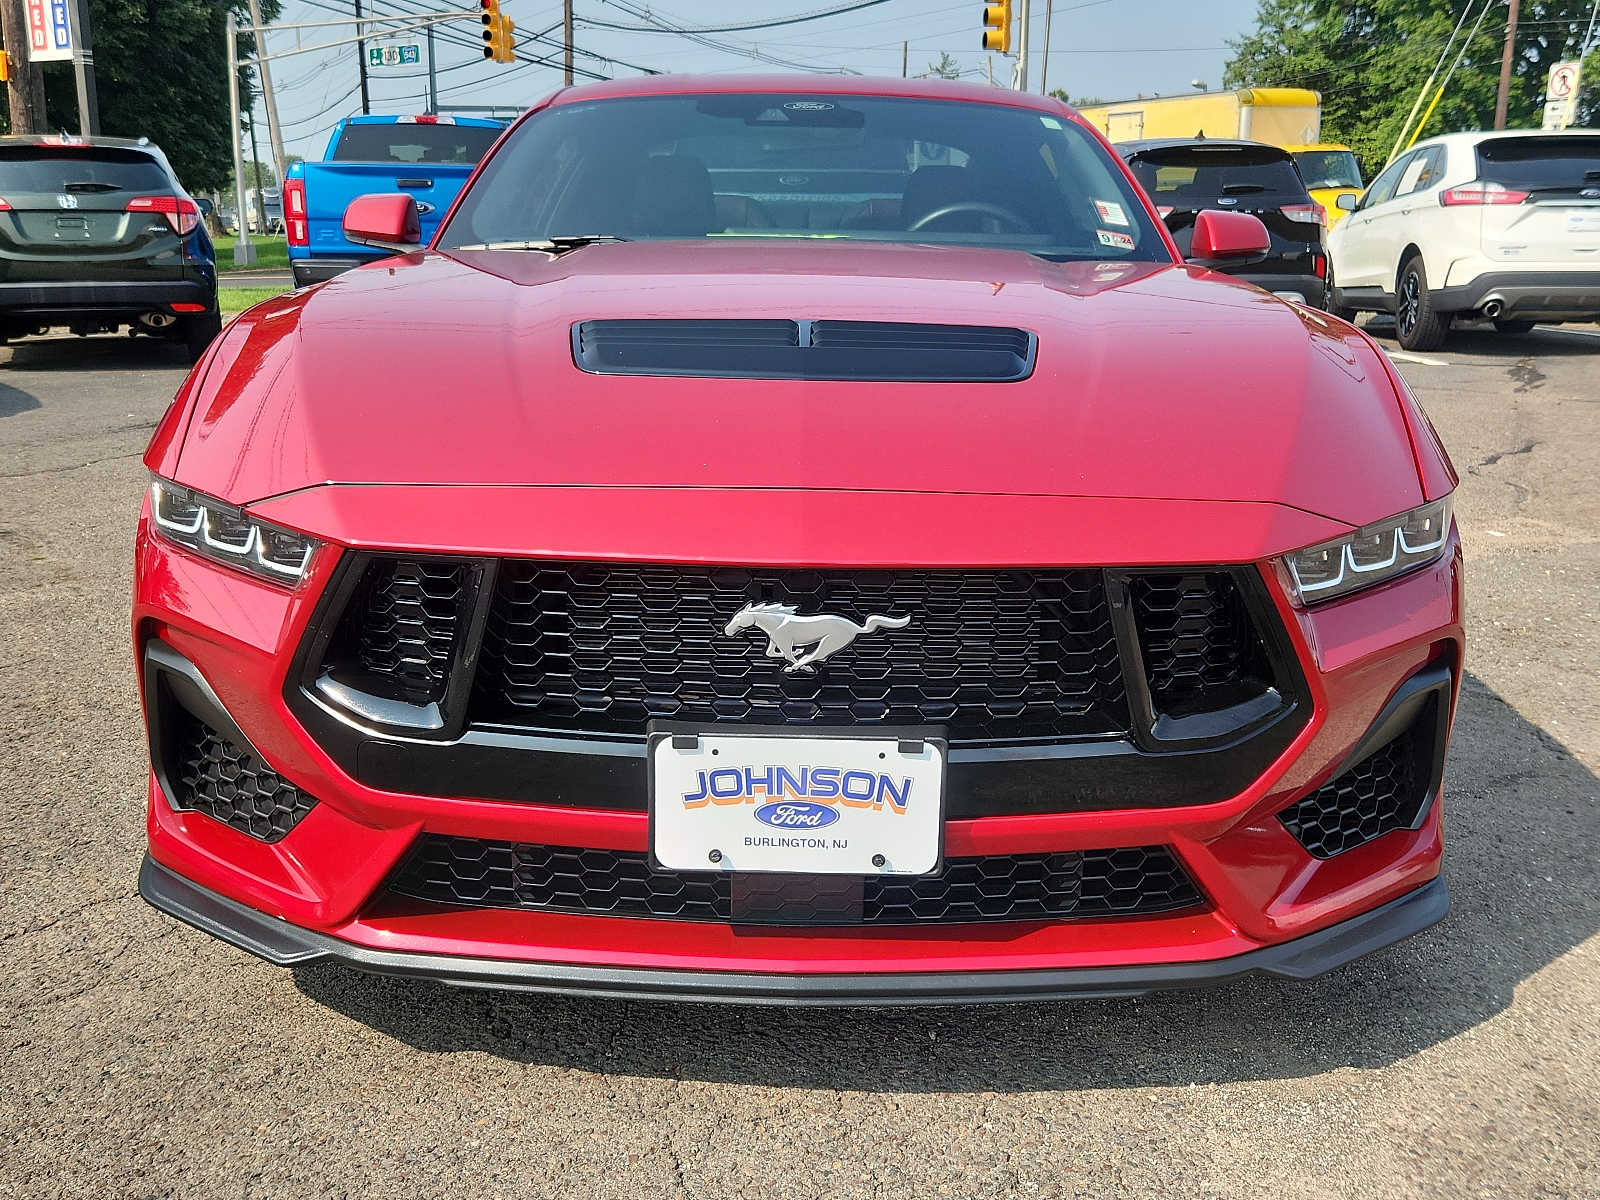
259, 0, 1265, 163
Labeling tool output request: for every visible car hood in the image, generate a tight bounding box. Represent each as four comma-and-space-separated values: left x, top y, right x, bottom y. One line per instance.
173, 240, 1421, 527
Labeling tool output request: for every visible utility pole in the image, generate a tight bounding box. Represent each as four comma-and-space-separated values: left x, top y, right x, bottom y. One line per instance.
1040, 0, 1052, 95
1010, 0, 1030, 91
247, 110, 269, 234
245, 0, 287, 183
1494, 0, 1519, 130
901, 41, 907, 78
354, 0, 371, 114
1, 0, 47, 134
65, 0, 99, 134
225, 13, 258, 266
426, 23, 438, 111
563, 0, 573, 85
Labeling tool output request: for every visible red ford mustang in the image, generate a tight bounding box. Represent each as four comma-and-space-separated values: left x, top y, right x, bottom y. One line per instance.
134, 76, 1463, 1004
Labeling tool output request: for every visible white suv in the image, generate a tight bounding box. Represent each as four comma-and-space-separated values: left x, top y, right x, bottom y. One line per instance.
1327, 128, 1600, 349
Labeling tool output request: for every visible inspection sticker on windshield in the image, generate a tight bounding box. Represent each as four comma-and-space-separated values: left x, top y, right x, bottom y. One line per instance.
1093, 199, 1129, 226
1097, 229, 1135, 251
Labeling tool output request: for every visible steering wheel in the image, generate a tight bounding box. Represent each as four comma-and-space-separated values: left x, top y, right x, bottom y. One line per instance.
906, 201, 1030, 234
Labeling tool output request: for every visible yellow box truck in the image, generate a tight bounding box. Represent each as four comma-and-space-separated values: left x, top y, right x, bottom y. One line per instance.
1077, 88, 1322, 148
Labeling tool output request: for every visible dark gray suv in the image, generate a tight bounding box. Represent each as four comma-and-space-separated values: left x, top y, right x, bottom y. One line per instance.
0, 135, 220, 360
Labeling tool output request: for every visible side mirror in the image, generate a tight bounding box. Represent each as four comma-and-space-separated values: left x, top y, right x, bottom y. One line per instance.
342, 193, 421, 252
1336, 192, 1359, 212
1186, 209, 1271, 268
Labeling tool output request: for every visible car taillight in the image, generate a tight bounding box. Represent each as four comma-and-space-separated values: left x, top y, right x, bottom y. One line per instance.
283, 179, 308, 247
1440, 181, 1529, 206
127, 195, 200, 236
1157, 205, 1174, 218
1313, 253, 1327, 279
1282, 203, 1326, 226
0, 198, 11, 211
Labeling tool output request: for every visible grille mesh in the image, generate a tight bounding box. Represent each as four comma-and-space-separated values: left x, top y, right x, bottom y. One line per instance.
473, 563, 1130, 743
348, 559, 468, 704
1279, 715, 1429, 858
1131, 572, 1274, 717
169, 713, 315, 843
390, 836, 1204, 926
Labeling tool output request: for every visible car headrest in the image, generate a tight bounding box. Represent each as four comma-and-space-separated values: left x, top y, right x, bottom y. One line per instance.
900, 165, 983, 228
630, 155, 717, 237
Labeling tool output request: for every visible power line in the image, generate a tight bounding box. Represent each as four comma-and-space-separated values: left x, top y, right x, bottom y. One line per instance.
581, 0, 893, 35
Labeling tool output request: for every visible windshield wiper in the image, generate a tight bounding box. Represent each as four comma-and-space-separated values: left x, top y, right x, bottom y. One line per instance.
63, 181, 120, 193
1220, 183, 1268, 195
454, 234, 629, 254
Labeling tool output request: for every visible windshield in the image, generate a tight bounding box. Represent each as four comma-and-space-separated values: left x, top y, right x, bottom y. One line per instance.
332, 123, 501, 164
1293, 149, 1362, 190
438, 93, 1168, 262
1124, 144, 1310, 207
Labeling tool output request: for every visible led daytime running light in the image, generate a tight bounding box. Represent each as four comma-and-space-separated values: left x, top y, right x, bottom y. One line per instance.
150, 479, 317, 583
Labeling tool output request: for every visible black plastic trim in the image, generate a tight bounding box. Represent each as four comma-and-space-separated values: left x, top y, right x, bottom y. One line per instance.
138, 855, 1449, 1006
571, 318, 1038, 382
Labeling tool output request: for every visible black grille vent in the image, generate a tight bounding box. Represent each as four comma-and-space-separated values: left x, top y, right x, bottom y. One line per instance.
169, 712, 316, 843
339, 558, 470, 705
390, 836, 1203, 926
473, 563, 1129, 744
572, 318, 1035, 381
1279, 705, 1434, 858
1131, 572, 1275, 717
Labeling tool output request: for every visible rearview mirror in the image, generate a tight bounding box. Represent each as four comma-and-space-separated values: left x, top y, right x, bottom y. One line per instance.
1186, 209, 1271, 268
1336, 193, 1359, 212
342, 193, 421, 251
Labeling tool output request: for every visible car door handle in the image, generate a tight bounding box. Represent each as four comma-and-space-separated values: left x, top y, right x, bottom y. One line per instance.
396, 178, 434, 189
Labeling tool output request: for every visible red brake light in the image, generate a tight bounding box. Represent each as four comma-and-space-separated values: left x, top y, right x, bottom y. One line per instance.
283, 179, 309, 246
1156, 205, 1174, 218
127, 195, 200, 236
0, 198, 10, 211
1440, 181, 1529, 206
1282, 202, 1326, 226
1313, 253, 1327, 280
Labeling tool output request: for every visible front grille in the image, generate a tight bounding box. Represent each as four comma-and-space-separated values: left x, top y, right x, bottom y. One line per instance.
167, 712, 316, 843
1278, 706, 1434, 858
473, 563, 1130, 743
390, 835, 1203, 926
334, 558, 470, 704
1131, 572, 1274, 717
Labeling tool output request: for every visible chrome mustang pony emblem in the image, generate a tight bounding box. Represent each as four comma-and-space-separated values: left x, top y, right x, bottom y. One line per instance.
724, 602, 910, 674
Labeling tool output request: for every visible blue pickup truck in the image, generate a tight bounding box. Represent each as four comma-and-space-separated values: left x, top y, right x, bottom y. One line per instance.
284, 114, 505, 287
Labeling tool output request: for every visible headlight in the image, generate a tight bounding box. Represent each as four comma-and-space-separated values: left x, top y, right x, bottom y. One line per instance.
149, 478, 319, 585
1281, 496, 1452, 605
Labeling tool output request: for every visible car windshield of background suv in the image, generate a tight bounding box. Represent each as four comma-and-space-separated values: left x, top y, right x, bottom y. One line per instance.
437, 93, 1170, 263
1125, 145, 1310, 208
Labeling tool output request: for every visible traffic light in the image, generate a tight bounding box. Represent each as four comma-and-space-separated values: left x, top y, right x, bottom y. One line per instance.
981, 0, 1012, 53
481, 0, 516, 63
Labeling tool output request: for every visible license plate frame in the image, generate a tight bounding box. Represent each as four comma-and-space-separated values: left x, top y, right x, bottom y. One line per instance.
647, 723, 947, 878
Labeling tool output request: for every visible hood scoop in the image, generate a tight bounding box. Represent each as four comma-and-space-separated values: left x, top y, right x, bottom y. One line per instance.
571, 318, 1036, 383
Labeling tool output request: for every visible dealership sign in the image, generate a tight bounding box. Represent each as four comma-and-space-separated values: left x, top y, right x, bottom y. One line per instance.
25, 0, 73, 63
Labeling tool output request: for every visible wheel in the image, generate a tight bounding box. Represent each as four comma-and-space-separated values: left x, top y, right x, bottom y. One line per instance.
1395, 255, 1450, 351
1493, 318, 1535, 334
183, 310, 223, 363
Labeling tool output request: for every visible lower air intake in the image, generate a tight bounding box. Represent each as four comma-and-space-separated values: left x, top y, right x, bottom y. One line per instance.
389, 836, 1203, 926
168, 712, 316, 843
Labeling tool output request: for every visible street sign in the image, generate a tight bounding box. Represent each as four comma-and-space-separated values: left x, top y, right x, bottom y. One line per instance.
1542, 60, 1582, 131
368, 41, 422, 69
25, 0, 73, 63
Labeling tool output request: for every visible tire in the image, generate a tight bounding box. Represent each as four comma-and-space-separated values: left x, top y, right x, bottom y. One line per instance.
1394, 255, 1450, 351
1493, 318, 1536, 334
183, 310, 223, 363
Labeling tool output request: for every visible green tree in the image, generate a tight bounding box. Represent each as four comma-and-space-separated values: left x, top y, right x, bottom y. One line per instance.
927, 51, 962, 80
30, 1, 281, 192
1225, 0, 1600, 175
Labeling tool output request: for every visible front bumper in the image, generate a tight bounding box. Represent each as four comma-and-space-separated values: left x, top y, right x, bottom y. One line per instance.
133, 492, 1464, 1002
139, 854, 1448, 1005
1433, 270, 1600, 321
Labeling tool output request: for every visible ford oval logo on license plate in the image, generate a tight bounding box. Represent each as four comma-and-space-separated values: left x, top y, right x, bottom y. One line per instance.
754, 800, 840, 830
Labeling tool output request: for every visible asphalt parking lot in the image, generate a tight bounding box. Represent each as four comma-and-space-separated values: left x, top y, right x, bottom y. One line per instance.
2, 320, 1596, 1199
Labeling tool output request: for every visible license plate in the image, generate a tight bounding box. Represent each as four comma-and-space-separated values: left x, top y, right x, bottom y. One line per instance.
649, 729, 945, 876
